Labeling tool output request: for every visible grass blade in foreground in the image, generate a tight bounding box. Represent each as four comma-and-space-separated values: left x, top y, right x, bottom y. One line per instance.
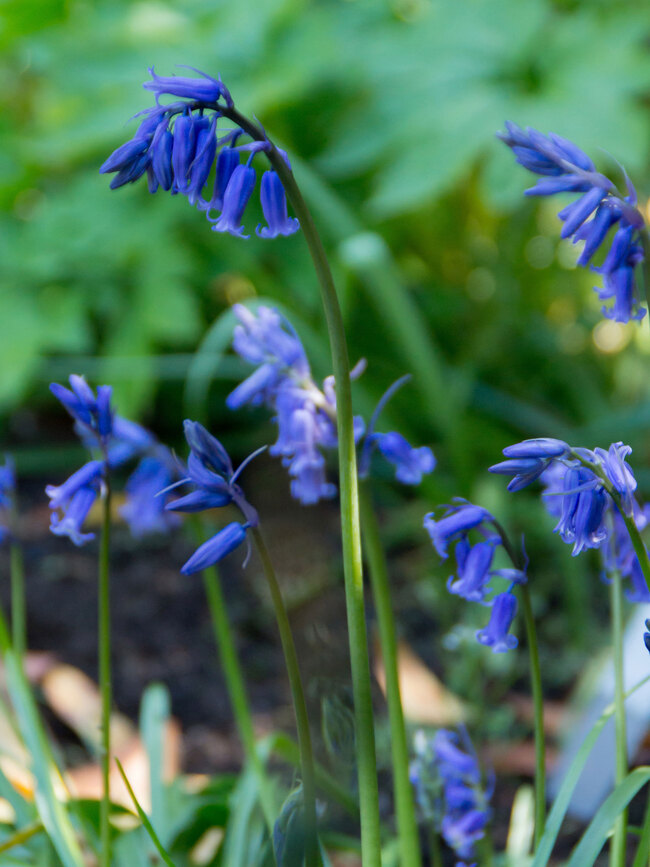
566, 767, 650, 867
531, 674, 650, 867
115, 758, 176, 867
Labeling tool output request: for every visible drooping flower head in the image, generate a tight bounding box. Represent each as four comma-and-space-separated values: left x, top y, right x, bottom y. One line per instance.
101, 68, 299, 241
47, 376, 179, 545
410, 728, 492, 862
227, 305, 435, 503
498, 123, 646, 323
164, 420, 260, 574
492, 437, 650, 600
424, 501, 525, 651
0, 457, 16, 544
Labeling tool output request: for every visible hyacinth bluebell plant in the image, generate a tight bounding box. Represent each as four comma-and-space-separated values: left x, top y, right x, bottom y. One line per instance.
47, 376, 179, 544
227, 304, 435, 502
489, 437, 650, 595
410, 728, 491, 863
163, 420, 260, 573
423, 501, 525, 653
498, 123, 647, 323
100, 68, 299, 240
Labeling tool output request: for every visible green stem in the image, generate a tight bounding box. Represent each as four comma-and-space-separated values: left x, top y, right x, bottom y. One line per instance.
359, 486, 422, 867
620, 511, 650, 593
519, 584, 546, 846
428, 829, 443, 867
609, 560, 628, 867
99, 477, 112, 867
491, 520, 546, 844
10, 541, 25, 657
192, 518, 277, 835
251, 526, 321, 867
221, 105, 381, 864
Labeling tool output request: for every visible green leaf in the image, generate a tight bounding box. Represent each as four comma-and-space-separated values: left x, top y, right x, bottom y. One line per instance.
115, 758, 176, 867
4, 651, 85, 867
566, 767, 650, 867
532, 674, 650, 867
139, 683, 171, 843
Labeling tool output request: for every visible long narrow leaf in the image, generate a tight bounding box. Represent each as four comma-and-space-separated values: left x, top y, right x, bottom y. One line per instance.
532, 674, 650, 867
4, 651, 85, 867
115, 758, 176, 867
139, 683, 170, 840
566, 767, 650, 866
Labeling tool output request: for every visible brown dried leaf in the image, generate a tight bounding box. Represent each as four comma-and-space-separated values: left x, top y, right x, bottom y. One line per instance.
373, 636, 466, 726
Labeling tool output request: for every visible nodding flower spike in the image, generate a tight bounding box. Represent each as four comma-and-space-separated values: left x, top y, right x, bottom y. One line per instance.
49, 485, 98, 547
498, 122, 646, 323
476, 592, 518, 653
256, 170, 300, 238
213, 164, 256, 238
50, 377, 113, 443
187, 117, 218, 205
151, 124, 174, 190
201, 147, 241, 216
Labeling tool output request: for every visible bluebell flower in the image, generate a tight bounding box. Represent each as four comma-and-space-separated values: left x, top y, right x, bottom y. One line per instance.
256, 170, 300, 238
0, 457, 16, 544
447, 539, 497, 603
423, 503, 493, 559
411, 728, 491, 862
50, 375, 113, 444
143, 66, 232, 106
497, 437, 644, 561
498, 122, 646, 322
644, 619, 650, 655
489, 437, 569, 492
48, 377, 180, 543
476, 592, 518, 653
102, 68, 299, 239
165, 420, 259, 574
212, 164, 257, 238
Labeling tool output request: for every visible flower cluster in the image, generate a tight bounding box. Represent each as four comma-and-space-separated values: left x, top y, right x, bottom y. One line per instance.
47, 376, 179, 545
490, 437, 650, 598
497, 123, 646, 323
227, 305, 435, 504
164, 420, 259, 574
0, 457, 16, 544
410, 728, 491, 862
423, 501, 524, 652
100, 68, 299, 240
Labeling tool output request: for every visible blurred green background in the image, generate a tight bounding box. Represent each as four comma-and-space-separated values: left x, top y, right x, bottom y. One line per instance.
3, 0, 650, 706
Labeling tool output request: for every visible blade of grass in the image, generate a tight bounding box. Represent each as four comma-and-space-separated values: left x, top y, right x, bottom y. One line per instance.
139, 682, 170, 840
4, 650, 85, 867
566, 768, 650, 867
114, 758, 176, 867
532, 674, 650, 867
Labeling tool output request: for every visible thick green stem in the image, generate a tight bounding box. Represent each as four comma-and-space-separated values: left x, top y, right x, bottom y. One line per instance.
192, 518, 277, 836
10, 541, 25, 657
491, 521, 545, 844
220, 105, 381, 864
359, 487, 422, 867
610, 562, 628, 867
99, 478, 112, 867
519, 584, 546, 846
251, 527, 320, 867
620, 512, 650, 593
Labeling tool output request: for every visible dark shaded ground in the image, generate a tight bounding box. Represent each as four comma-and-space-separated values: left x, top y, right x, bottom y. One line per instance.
3, 456, 645, 864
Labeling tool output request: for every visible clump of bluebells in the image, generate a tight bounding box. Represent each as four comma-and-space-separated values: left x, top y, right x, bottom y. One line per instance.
162, 420, 260, 573
227, 304, 435, 504
490, 437, 650, 600
498, 123, 646, 323
46, 375, 179, 545
410, 728, 491, 864
100, 68, 299, 240
423, 501, 525, 653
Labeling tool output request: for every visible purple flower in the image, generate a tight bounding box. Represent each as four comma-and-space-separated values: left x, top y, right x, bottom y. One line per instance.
256, 170, 300, 238
489, 437, 569, 491
120, 454, 180, 538
594, 442, 637, 515
50, 376, 113, 444
143, 66, 231, 105
476, 592, 518, 653
212, 164, 257, 238
423, 503, 493, 559
498, 122, 646, 323
165, 421, 259, 572
49, 485, 98, 547
447, 539, 496, 603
